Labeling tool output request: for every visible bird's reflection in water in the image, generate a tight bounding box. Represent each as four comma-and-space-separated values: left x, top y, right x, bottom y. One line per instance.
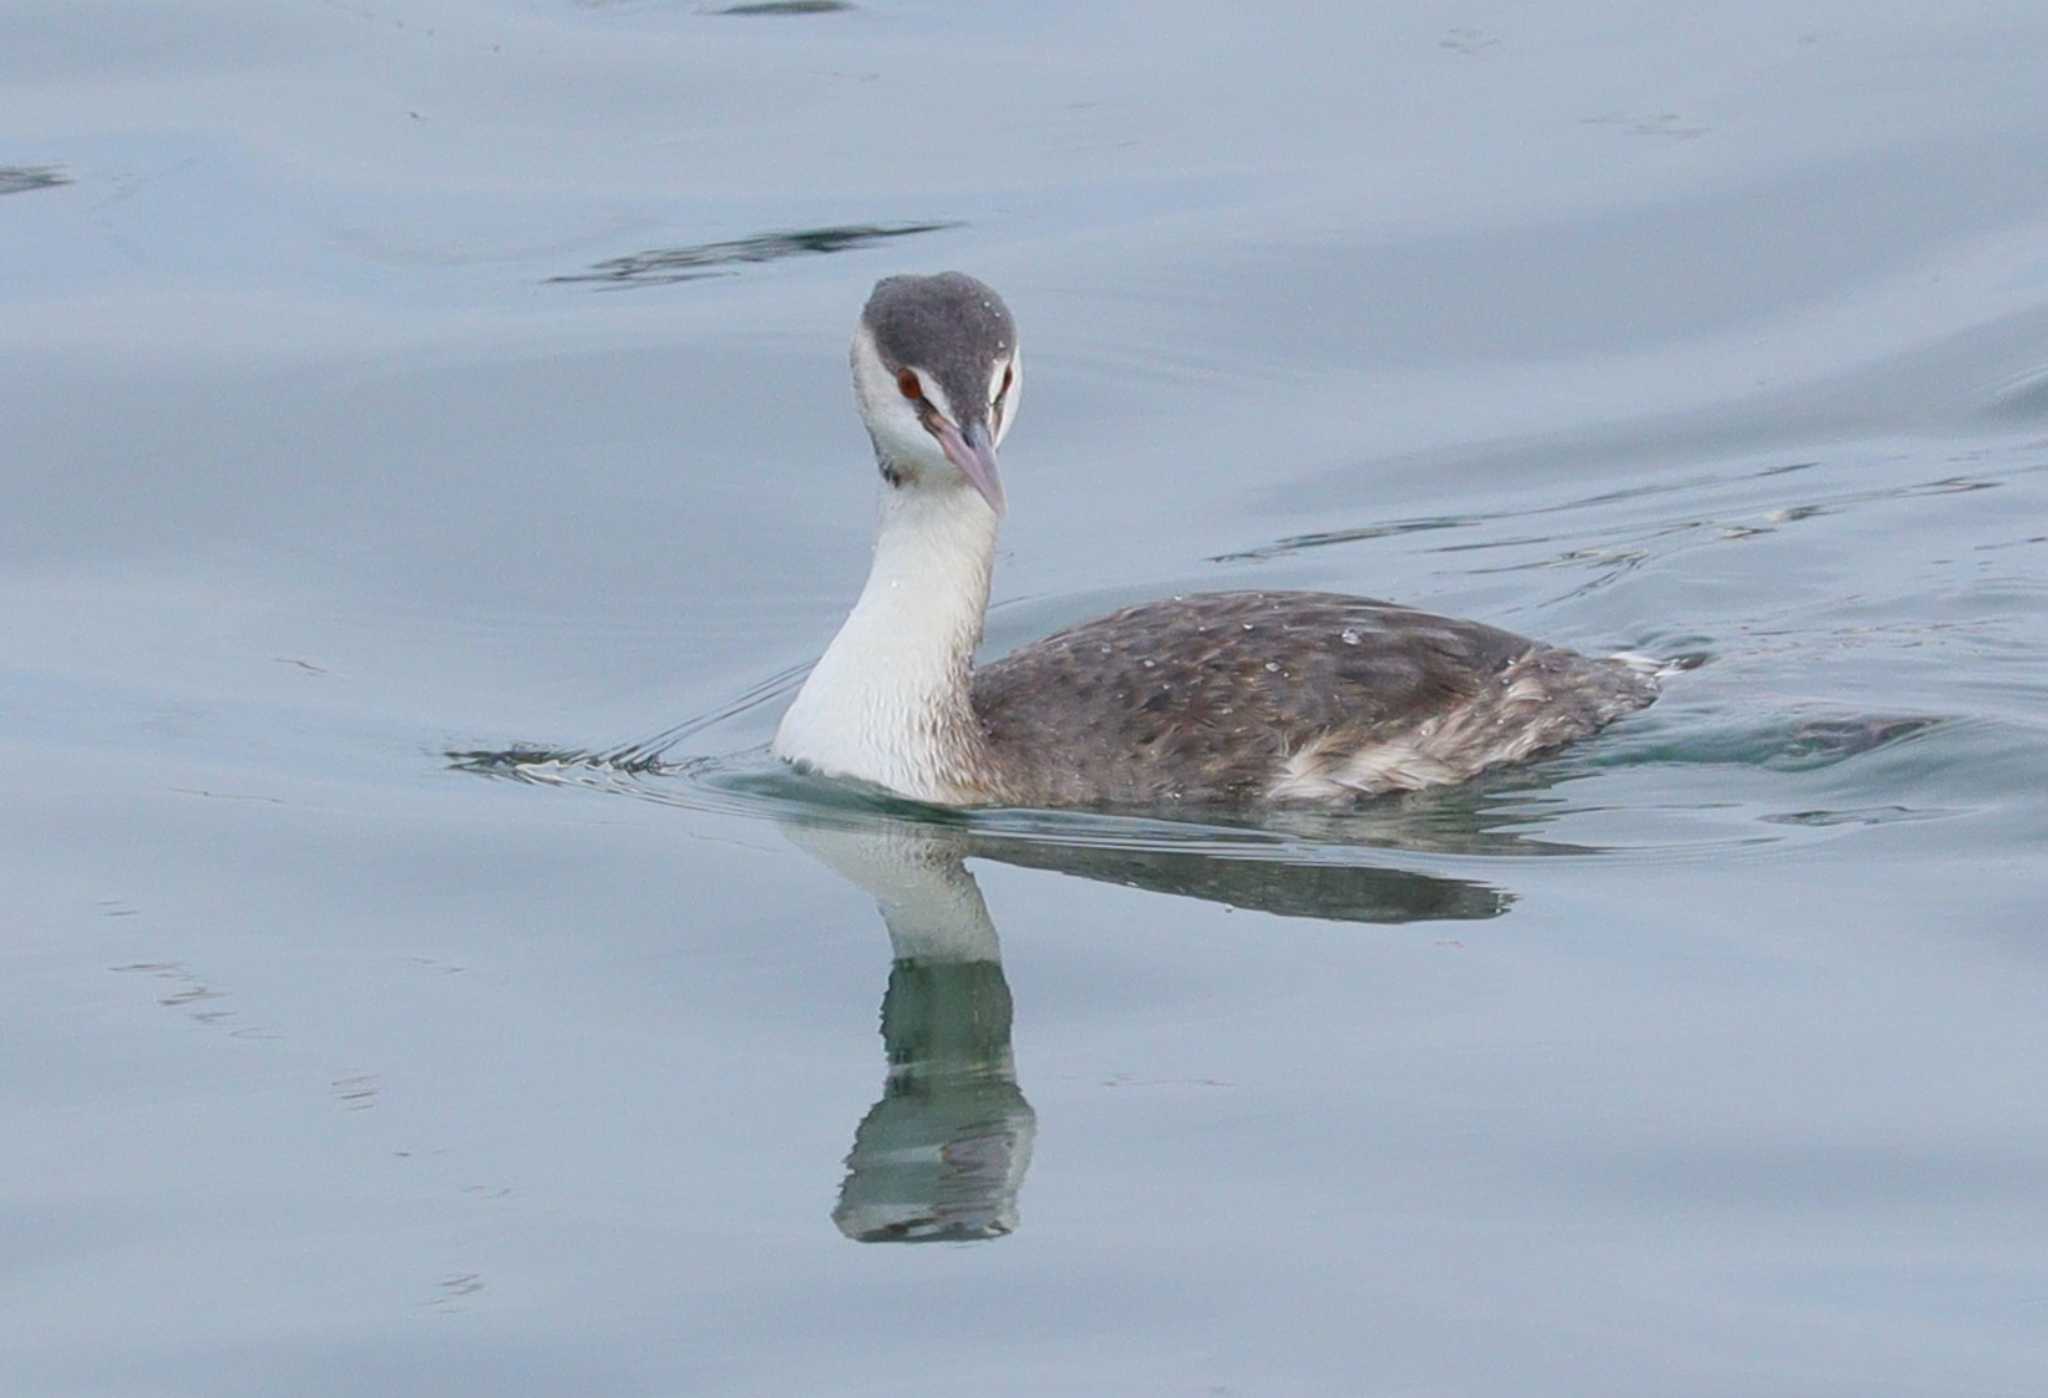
783, 812, 1511, 1244
449, 700, 1930, 1243
836, 956, 1031, 1243
788, 821, 1034, 1243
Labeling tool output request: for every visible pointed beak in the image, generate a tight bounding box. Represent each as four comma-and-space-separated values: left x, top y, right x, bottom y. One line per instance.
931, 417, 1005, 515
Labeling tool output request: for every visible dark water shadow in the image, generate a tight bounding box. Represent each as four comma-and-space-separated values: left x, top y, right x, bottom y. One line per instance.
715, 1, 853, 13
580, 0, 851, 9
0, 165, 71, 198
548, 221, 958, 289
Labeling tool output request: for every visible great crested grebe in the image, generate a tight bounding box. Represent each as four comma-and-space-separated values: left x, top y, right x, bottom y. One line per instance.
773, 272, 1657, 807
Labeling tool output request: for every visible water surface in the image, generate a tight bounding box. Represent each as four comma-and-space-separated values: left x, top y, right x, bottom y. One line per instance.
6, 3, 2048, 1394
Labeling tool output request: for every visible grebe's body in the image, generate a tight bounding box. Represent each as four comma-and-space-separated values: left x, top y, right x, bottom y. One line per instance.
773, 273, 1656, 808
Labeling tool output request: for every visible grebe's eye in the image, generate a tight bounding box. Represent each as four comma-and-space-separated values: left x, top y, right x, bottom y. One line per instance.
896, 370, 924, 401
999, 365, 1013, 396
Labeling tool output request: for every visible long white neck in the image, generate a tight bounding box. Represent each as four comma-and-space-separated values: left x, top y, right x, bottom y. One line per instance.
774, 478, 999, 803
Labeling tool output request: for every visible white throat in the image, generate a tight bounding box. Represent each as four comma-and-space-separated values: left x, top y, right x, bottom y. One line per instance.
774, 479, 1000, 802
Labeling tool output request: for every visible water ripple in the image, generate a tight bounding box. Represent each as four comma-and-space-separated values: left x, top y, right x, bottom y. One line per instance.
548, 222, 958, 289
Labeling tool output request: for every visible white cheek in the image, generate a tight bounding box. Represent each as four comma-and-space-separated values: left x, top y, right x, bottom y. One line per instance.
851, 326, 949, 472
870, 400, 945, 469
994, 351, 1022, 446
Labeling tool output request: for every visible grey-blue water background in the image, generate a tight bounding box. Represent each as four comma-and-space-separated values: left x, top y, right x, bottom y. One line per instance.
6, 3, 2047, 1394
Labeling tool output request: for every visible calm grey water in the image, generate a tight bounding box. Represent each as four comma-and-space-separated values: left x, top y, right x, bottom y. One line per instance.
6, 3, 2048, 1394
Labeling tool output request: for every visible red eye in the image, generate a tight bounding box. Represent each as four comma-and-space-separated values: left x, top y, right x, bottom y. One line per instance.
999, 365, 1013, 395
896, 370, 924, 401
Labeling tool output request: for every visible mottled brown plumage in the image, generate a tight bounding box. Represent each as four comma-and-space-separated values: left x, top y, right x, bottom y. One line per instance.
970, 590, 1656, 807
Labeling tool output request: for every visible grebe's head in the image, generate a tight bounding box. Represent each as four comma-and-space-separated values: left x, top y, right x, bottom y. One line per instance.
852, 272, 1019, 515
